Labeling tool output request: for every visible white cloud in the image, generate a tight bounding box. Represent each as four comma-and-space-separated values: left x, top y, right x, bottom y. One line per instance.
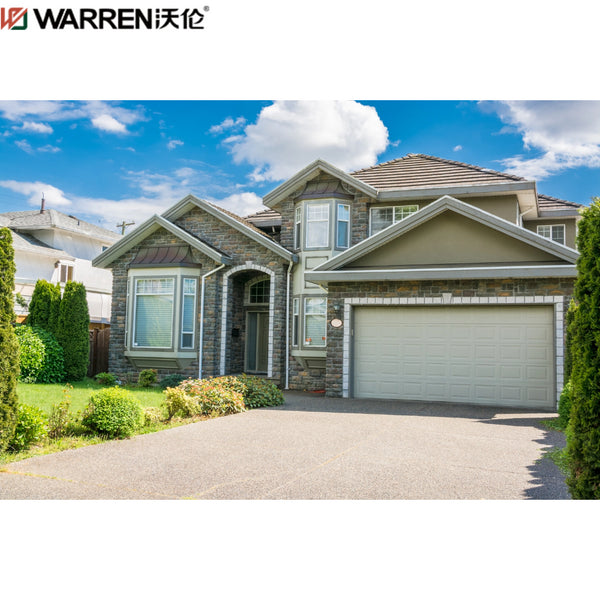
18, 121, 53, 134
167, 139, 184, 150
91, 114, 128, 134
217, 192, 264, 216
15, 140, 33, 154
485, 100, 600, 180
38, 145, 61, 153
453, 145, 462, 152
0, 100, 145, 136
209, 116, 247, 135
226, 101, 389, 181
0, 180, 72, 207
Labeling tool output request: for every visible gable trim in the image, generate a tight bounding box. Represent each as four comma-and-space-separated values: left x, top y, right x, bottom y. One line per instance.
92, 214, 232, 268
162, 195, 297, 262
314, 195, 579, 273
263, 159, 378, 208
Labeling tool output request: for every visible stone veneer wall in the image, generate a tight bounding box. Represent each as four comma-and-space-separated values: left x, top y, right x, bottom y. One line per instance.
324, 278, 575, 397
107, 207, 291, 384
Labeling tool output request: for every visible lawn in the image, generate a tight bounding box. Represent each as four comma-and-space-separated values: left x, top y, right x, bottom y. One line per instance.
17, 378, 166, 416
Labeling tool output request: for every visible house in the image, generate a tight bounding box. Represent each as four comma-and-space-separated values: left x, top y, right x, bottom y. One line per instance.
1, 202, 122, 326
93, 154, 582, 410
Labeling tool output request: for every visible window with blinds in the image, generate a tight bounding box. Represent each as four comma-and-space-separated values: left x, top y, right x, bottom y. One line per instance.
133, 278, 175, 348
181, 278, 196, 349
304, 296, 326, 347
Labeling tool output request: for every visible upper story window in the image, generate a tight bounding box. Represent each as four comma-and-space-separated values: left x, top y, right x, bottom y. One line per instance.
294, 206, 302, 250
58, 263, 74, 283
336, 204, 350, 249
306, 203, 330, 248
537, 224, 565, 245
370, 205, 419, 236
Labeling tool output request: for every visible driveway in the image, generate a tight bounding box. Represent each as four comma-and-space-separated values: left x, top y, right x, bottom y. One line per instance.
0, 392, 569, 499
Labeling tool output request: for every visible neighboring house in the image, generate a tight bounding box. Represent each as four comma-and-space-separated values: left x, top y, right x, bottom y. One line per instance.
1, 204, 121, 326
93, 154, 583, 410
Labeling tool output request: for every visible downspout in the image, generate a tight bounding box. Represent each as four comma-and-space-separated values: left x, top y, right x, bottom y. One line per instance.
198, 264, 226, 380
285, 260, 294, 389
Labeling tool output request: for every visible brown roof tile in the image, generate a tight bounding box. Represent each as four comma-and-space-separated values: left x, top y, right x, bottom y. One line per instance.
351, 154, 526, 190
537, 193, 583, 211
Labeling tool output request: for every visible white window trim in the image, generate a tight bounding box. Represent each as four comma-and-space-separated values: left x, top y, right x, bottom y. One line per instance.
292, 297, 300, 347
336, 203, 351, 249
305, 202, 330, 249
132, 276, 176, 350
341, 295, 564, 407
180, 277, 197, 350
537, 224, 566, 245
369, 205, 419, 236
303, 296, 327, 348
294, 205, 302, 250
127, 267, 200, 353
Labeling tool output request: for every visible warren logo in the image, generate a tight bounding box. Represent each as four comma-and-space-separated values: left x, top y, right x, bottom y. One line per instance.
0, 7, 27, 29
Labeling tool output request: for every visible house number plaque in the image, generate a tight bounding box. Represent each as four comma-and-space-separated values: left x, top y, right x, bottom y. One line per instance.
330, 318, 343, 328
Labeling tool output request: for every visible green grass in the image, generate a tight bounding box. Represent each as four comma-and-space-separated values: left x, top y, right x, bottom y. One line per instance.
16, 378, 165, 416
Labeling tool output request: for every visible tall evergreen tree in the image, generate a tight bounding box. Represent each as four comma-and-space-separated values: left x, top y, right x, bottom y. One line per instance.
0, 227, 19, 452
47, 282, 62, 336
27, 279, 54, 329
56, 281, 90, 381
566, 197, 600, 498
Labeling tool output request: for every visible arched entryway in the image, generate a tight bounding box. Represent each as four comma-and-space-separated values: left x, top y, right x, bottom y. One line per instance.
219, 264, 275, 377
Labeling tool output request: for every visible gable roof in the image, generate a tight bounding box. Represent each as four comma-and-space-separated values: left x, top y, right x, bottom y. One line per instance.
351, 154, 526, 190
161, 194, 296, 262
92, 214, 232, 269
0, 208, 121, 243
306, 195, 578, 283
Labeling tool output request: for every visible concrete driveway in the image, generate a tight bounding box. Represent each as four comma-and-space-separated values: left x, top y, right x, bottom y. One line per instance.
0, 392, 569, 499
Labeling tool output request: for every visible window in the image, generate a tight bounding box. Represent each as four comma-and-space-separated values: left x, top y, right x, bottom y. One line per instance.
59, 263, 74, 283
294, 205, 302, 250
292, 298, 299, 347
180, 278, 197, 349
537, 224, 565, 245
248, 279, 270, 304
336, 204, 350, 248
133, 278, 174, 348
370, 205, 419, 235
306, 203, 329, 248
304, 297, 326, 347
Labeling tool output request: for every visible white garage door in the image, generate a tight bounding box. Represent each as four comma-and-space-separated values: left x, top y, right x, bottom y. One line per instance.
353, 305, 555, 409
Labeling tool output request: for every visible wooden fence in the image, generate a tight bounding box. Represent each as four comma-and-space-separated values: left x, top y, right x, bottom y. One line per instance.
88, 327, 110, 377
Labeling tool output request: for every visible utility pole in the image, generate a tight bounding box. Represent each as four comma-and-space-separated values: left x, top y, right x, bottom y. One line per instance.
116, 220, 135, 235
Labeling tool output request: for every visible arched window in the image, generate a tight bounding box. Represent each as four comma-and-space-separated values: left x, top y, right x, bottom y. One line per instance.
247, 278, 270, 305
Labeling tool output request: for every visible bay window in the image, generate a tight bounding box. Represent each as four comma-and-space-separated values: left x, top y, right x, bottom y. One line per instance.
306, 203, 330, 248
133, 278, 175, 348
180, 278, 197, 349
336, 204, 350, 248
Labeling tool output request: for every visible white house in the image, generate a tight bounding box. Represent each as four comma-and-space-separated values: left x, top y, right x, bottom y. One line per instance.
1, 203, 121, 325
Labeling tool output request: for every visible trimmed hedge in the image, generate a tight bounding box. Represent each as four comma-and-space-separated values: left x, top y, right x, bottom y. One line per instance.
14, 325, 65, 384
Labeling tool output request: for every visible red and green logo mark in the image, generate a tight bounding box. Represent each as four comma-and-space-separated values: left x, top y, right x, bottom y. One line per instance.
0, 7, 28, 30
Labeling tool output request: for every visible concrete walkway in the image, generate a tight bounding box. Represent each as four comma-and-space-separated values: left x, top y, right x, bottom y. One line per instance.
0, 392, 569, 499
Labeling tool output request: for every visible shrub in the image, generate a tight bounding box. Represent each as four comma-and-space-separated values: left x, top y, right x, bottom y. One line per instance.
14, 325, 65, 384
236, 374, 284, 409
94, 372, 117, 386
0, 323, 20, 452
163, 378, 246, 419
47, 283, 61, 336
27, 279, 55, 329
0, 227, 19, 452
138, 369, 158, 388
48, 385, 73, 439
82, 387, 143, 438
566, 197, 600, 498
159, 373, 186, 389
557, 381, 573, 429
56, 281, 89, 381
142, 406, 166, 426
9, 404, 48, 452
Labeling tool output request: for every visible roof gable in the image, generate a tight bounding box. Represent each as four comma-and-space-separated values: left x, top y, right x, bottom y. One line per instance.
92, 214, 231, 268
315, 195, 579, 273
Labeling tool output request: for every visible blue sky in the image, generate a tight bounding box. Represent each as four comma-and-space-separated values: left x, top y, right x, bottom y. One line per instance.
1, 100, 599, 234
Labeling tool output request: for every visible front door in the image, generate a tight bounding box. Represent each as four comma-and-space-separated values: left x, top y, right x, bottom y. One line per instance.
246, 311, 269, 373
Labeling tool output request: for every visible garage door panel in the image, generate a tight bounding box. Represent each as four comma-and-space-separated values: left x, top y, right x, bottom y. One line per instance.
353, 305, 555, 409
